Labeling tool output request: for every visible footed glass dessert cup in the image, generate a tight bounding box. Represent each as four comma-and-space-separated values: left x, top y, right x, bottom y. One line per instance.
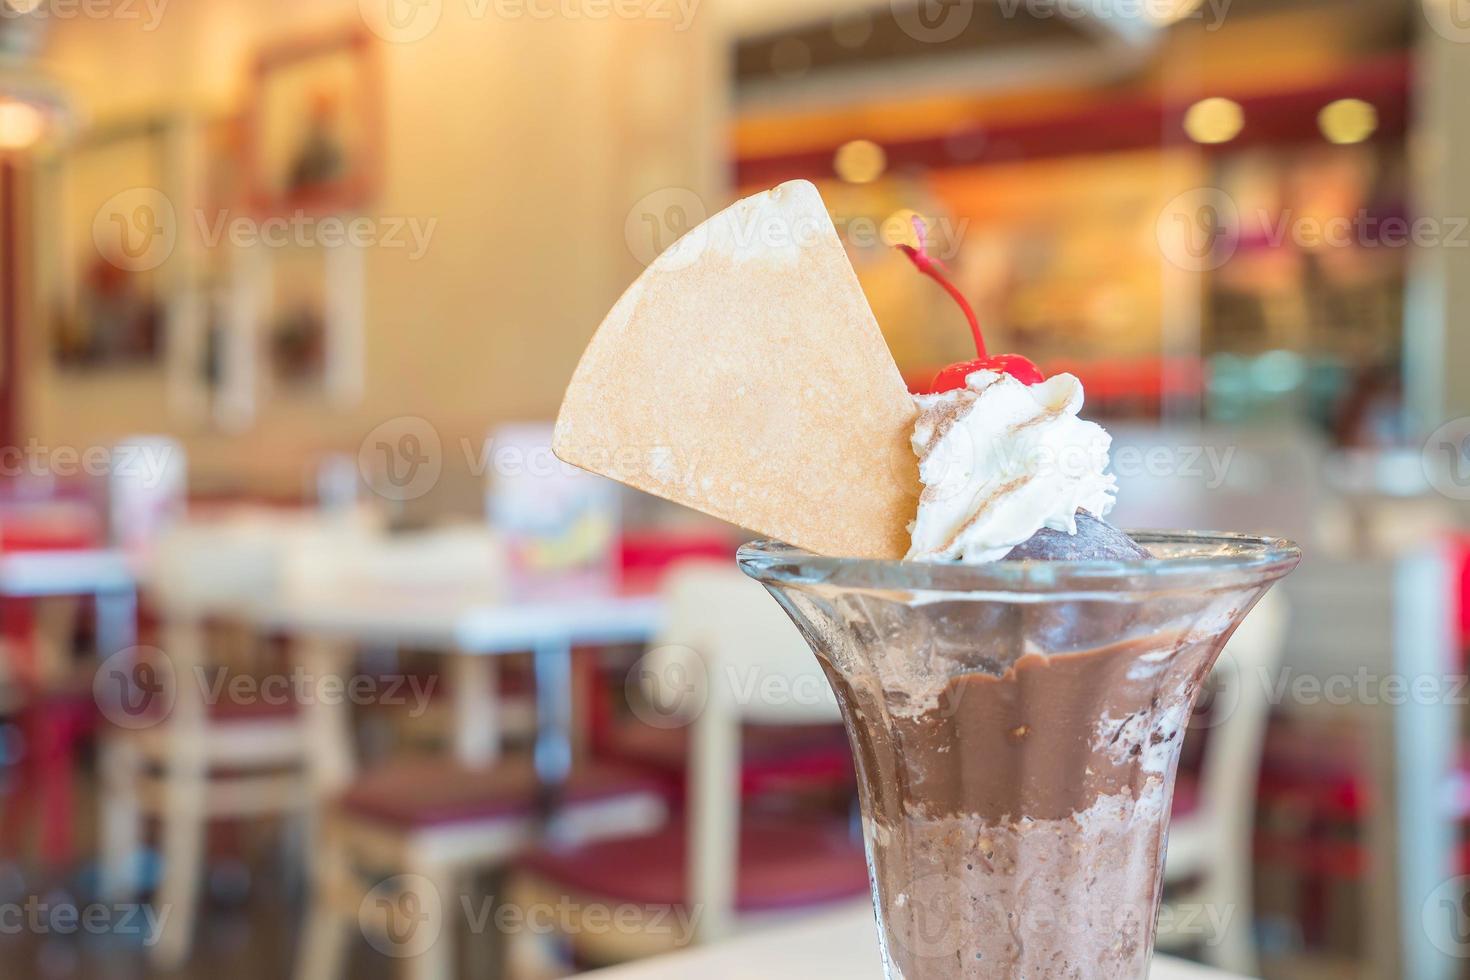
739, 532, 1300, 980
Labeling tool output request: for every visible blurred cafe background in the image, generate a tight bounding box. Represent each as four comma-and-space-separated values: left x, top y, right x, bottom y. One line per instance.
0, 0, 1463, 977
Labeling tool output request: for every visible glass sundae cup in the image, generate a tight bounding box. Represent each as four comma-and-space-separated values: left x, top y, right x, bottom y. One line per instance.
739, 532, 1299, 980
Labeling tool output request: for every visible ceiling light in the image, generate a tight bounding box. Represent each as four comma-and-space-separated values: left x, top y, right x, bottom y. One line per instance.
834, 139, 886, 184
1183, 97, 1244, 145
0, 101, 45, 150
1318, 99, 1377, 144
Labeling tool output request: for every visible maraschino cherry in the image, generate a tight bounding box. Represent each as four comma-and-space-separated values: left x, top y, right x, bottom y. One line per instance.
896, 217, 1043, 392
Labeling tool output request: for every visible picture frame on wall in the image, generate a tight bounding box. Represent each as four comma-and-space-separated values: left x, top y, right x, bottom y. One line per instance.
41, 115, 184, 373
244, 235, 365, 406
244, 25, 382, 217
175, 111, 258, 431
200, 110, 249, 220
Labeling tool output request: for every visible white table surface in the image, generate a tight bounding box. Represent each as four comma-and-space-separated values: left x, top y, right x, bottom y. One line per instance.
0, 548, 138, 657
246, 582, 664, 776
0, 548, 134, 597
587, 905, 1247, 979
248, 582, 663, 654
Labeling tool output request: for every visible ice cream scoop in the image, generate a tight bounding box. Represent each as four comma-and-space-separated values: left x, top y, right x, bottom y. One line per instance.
905, 369, 1124, 563
1004, 511, 1148, 561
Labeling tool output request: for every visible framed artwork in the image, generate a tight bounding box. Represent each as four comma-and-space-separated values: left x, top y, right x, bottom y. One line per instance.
244, 25, 382, 216
265, 242, 329, 388
200, 111, 248, 218
44, 116, 182, 371
164, 112, 257, 431
251, 237, 364, 405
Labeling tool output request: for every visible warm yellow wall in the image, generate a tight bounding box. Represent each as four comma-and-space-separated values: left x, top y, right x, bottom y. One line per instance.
25, 0, 726, 509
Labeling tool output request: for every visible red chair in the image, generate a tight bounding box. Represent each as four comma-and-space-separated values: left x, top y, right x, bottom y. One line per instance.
295, 753, 669, 980
599, 537, 855, 804
0, 497, 107, 875
511, 564, 869, 971
599, 720, 854, 802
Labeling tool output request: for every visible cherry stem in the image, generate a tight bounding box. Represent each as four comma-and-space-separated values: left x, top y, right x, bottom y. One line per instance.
896, 217, 986, 359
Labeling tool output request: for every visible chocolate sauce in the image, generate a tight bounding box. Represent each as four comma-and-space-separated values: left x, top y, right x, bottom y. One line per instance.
819, 623, 1227, 979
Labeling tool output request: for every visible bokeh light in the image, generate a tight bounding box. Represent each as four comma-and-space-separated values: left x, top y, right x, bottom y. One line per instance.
1318, 98, 1378, 144
0, 101, 45, 149
1183, 97, 1245, 144
834, 139, 886, 184
769, 38, 811, 80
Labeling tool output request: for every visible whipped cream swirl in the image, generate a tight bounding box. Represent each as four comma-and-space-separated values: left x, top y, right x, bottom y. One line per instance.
906, 369, 1117, 563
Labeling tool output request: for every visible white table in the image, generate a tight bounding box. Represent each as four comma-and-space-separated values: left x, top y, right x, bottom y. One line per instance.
247, 582, 664, 790
0, 548, 137, 656
147, 516, 667, 798
588, 905, 1248, 979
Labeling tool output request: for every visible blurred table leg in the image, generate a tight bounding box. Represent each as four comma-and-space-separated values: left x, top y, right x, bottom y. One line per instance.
299, 635, 355, 798
96, 587, 136, 657
532, 638, 573, 793
451, 656, 500, 767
